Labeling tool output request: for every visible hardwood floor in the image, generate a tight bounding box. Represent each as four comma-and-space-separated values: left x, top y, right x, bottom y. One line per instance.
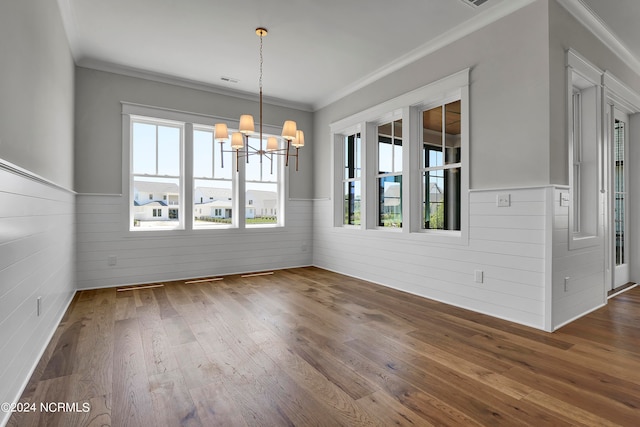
7, 267, 640, 426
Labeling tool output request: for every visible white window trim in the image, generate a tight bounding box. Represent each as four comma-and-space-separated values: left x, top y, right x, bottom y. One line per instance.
122, 102, 288, 234
566, 49, 603, 250
330, 69, 470, 244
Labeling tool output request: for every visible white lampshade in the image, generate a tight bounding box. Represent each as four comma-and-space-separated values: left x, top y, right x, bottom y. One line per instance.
292, 130, 305, 148
214, 123, 229, 141
281, 120, 297, 141
231, 132, 244, 149
266, 137, 278, 151
239, 115, 255, 134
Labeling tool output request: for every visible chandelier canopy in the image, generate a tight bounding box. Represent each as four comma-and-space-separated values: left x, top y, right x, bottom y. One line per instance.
214, 28, 304, 171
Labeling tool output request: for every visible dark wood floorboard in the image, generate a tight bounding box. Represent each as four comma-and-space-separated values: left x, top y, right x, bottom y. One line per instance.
7, 267, 640, 426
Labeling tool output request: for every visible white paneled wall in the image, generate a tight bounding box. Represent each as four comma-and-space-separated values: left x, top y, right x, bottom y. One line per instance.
313, 187, 551, 330
552, 186, 606, 329
0, 165, 75, 420
76, 195, 313, 289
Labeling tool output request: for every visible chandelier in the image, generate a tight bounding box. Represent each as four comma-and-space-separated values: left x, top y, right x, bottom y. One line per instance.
214, 28, 304, 171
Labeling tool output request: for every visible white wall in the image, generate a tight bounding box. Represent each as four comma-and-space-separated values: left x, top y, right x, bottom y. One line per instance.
74, 68, 315, 288
0, 0, 75, 188
551, 187, 606, 328
314, 187, 551, 330
548, 0, 640, 324
0, 1, 76, 423
314, 0, 551, 199
312, 2, 553, 330
549, 0, 640, 185
75, 67, 314, 199
76, 195, 312, 289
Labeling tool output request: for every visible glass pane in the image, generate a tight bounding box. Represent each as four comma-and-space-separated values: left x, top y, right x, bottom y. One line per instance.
394, 119, 403, 172
615, 119, 625, 193
445, 100, 461, 164
343, 180, 361, 226
614, 118, 625, 265
378, 135, 393, 173
422, 105, 443, 168
157, 126, 180, 176
615, 193, 625, 265
246, 136, 278, 183
132, 122, 156, 174
378, 120, 402, 174
394, 137, 403, 172
378, 175, 402, 228
345, 133, 361, 179
193, 179, 232, 228
246, 182, 278, 225
423, 144, 443, 168
244, 135, 279, 226
193, 130, 213, 178
424, 170, 444, 230
422, 167, 461, 231
132, 176, 180, 229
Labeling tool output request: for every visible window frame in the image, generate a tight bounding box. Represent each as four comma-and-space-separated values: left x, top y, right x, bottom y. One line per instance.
418, 97, 463, 232
330, 69, 469, 244
340, 127, 363, 228
375, 117, 403, 230
122, 103, 288, 234
129, 115, 185, 231
566, 49, 603, 250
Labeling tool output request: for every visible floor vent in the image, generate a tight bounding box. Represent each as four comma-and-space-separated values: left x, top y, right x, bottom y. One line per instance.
460, 0, 490, 8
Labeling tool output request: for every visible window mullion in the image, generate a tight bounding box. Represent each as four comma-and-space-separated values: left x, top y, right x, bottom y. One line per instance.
184, 123, 193, 231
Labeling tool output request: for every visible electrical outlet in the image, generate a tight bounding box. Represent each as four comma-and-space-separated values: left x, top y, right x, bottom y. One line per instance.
564, 277, 570, 292
37, 296, 41, 316
108, 255, 117, 266
560, 193, 570, 207
497, 194, 511, 207
474, 270, 484, 283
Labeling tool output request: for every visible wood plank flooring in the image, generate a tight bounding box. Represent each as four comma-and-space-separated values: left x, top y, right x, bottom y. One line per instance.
7, 267, 640, 426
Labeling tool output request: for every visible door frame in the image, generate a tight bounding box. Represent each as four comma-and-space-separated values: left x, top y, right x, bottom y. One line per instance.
603, 72, 640, 297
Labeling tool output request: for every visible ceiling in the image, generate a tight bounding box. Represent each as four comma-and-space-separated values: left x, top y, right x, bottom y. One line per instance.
56, 0, 640, 111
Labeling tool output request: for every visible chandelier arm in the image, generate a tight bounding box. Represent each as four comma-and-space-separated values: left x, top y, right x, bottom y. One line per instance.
285, 140, 290, 167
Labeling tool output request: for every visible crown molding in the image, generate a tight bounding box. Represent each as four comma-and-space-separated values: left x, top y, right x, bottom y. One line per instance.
313, 0, 536, 110
556, 0, 640, 73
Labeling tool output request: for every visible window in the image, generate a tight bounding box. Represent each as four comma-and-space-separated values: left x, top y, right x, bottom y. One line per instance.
131, 118, 183, 230
343, 132, 362, 226
567, 50, 602, 248
331, 69, 469, 240
193, 126, 233, 228
421, 101, 461, 231
377, 120, 403, 228
125, 104, 288, 232
245, 135, 281, 226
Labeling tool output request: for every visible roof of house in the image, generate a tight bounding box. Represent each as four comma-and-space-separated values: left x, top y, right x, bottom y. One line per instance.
194, 187, 232, 201
134, 181, 179, 194
134, 200, 168, 207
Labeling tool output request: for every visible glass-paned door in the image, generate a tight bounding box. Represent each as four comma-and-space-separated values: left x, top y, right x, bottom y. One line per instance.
613, 108, 629, 288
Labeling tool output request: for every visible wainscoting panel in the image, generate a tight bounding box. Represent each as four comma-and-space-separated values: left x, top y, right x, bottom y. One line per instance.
75, 195, 313, 289
551, 186, 606, 328
313, 187, 550, 330
0, 165, 75, 424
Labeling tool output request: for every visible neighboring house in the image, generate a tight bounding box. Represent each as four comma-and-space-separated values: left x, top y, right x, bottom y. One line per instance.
133, 181, 180, 221
193, 187, 276, 219
246, 189, 278, 218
